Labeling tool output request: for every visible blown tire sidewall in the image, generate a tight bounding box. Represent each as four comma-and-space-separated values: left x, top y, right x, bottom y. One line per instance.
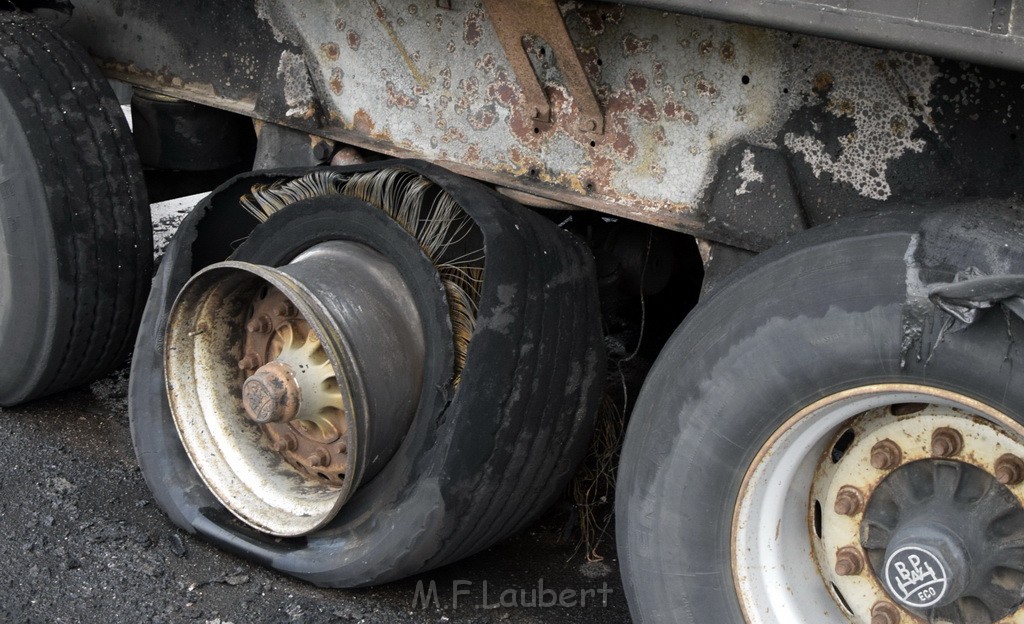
616, 208, 1024, 623
130, 165, 604, 586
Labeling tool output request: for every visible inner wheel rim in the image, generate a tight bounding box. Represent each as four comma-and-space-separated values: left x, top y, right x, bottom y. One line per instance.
164, 241, 425, 536
732, 385, 1024, 624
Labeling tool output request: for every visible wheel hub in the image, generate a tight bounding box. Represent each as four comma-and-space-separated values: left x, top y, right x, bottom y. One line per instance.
242, 362, 301, 425
864, 459, 1024, 618
812, 403, 1024, 623
237, 288, 350, 484
733, 386, 1024, 624
164, 240, 425, 536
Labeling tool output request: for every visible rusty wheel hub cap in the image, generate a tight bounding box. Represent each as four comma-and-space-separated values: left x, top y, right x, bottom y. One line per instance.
239, 288, 349, 484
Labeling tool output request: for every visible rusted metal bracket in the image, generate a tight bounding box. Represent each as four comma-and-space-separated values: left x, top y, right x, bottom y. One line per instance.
482, 0, 604, 134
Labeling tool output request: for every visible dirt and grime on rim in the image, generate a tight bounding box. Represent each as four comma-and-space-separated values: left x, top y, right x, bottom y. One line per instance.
0, 368, 630, 623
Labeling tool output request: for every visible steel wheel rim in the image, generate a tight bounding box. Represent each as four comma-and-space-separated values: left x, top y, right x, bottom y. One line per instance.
732, 384, 1024, 624
164, 241, 425, 536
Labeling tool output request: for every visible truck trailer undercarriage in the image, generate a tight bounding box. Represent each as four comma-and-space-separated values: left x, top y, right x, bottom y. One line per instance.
3, 1, 1024, 622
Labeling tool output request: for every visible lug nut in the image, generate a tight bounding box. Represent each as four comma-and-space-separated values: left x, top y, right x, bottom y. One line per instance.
870, 439, 903, 470
834, 485, 864, 516
995, 453, 1024, 485
307, 448, 331, 468
870, 601, 901, 624
835, 546, 864, 576
275, 301, 297, 318
931, 427, 964, 457
246, 315, 273, 333
237, 352, 263, 370
271, 432, 298, 452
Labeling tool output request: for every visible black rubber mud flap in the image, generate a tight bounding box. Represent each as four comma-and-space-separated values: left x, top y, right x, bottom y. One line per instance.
129, 160, 605, 587
0, 13, 152, 406
616, 202, 1024, 623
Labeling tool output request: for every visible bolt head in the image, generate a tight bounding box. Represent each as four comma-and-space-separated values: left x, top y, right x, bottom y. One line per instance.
870, 439, 902, 471
237, 352, 264, 371
274, 301, 297, 318
870, 601, 900, 624
246, 315, 273, 334
834, 486, 864, 516
307, 448, 331, 468
834, 546, 864, 576
995, 453, 1024, 485
931, 427, 964, 458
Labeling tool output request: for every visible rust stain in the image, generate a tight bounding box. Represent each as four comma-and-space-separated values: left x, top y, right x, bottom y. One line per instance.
698, 39, 714, 56
623, 33, 653, 56
353, 109, 376, 134
321, 42, 340, 61
576, 4, 624, 35
627, 68, 649, 93
329, 68, 344, 95
442, 126, 468, 144
653, 60, 666, 87
696, 75, 719, 98
577, 46, 601, 80
459, 77, 479, 97
832, 99, 855, 116
637, 97, 659, 122
890, 116, 908, 138
468, 104, 498, 130
369, 0, 428, 89
385, 81, 417, 109
335, 18, 346, 31
475, 53, 496, 74
720, 41, 736, 62
813, 71, 834, 96
347, 30, 361, 51
464, 9, 484, 46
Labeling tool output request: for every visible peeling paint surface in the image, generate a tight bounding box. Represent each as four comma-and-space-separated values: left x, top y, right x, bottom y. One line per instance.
783, 47, 940, 200
735, 148, 763, 196
267, 2, 793, 209
276, 50, 317, 119
260, 1, 950, 215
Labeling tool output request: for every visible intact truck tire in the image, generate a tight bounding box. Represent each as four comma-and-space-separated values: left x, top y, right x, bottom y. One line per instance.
129, 161, 605, 586
617, 206, 1024, 623
0, 13, 152, 406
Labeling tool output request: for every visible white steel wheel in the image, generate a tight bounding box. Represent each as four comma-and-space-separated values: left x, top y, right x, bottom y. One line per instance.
734, 385, 1024, 624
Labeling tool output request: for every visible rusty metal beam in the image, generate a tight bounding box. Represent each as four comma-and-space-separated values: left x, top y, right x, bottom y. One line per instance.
482, 0, 604, 134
